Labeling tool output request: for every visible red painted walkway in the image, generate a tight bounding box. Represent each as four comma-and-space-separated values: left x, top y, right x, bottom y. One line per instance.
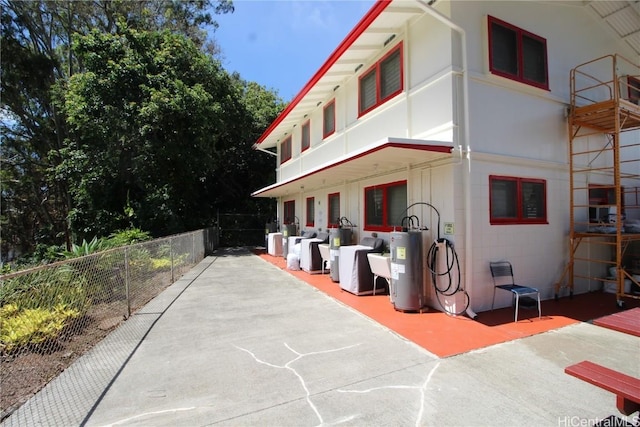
257, 251, 640, 357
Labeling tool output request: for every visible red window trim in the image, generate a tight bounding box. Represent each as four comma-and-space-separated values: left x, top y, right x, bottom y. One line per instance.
306, 196, 315, 227
323, 100, 335, 139
487, 15, 549, 91
301, 120, 311, 152
364, 180, 407, 232
489, 175, 548, 225
358, 42, 404, 117
280, 135, 292, 164
327, 192, 340, 228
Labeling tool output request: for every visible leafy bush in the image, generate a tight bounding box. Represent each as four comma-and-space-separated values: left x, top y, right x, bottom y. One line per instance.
0, 303, 82, 353
150, 257, 172, 270
11, 243, 67, 269
106, 228, 152, 248
0, 266, 89, 315
0, 266, 90, 353
62, 237, 106, 259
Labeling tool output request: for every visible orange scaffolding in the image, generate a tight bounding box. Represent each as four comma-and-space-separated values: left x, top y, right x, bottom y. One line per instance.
555, 54, 640, 308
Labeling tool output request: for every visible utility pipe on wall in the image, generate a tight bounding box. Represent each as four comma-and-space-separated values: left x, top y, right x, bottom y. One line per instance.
414, 0, 477, 319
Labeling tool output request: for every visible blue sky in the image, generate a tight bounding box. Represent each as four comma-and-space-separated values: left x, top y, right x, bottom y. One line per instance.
211, 0, 376, 101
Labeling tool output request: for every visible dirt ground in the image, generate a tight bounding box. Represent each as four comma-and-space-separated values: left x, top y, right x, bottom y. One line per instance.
0, 267, 182, 422
0, 304, 123, 421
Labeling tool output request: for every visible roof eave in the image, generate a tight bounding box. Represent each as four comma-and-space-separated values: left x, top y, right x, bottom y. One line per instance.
254, 0, 393, 148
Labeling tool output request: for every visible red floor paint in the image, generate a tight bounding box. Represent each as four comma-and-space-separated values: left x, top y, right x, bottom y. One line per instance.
256, 251, 640, 358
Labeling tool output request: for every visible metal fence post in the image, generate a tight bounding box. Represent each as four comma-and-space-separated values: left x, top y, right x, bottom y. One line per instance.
124, 247, 131, 319
170, 236, 175, 283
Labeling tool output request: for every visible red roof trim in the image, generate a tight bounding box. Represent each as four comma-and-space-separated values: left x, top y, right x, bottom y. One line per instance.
255, 0, 392, 146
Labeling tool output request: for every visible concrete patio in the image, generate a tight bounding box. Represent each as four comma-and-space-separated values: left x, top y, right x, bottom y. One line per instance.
4, 248, 639, 426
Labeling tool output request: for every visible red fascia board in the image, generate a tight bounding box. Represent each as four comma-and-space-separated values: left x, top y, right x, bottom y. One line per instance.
254, 0, 392, 147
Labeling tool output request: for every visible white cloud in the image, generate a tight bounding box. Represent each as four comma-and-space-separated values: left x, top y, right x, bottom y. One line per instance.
289, 1, 337, 32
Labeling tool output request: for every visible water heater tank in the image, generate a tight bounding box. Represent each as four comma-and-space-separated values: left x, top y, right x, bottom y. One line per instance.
390, 230, 424, 312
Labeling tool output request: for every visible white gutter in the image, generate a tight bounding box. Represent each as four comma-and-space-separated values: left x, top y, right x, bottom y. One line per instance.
414, 0, 477, 319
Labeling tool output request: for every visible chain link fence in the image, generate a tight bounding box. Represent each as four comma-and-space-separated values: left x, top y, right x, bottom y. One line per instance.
0, 228, 216, 422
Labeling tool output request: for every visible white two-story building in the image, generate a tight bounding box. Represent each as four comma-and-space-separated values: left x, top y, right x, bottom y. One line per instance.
252, 0, 640, 313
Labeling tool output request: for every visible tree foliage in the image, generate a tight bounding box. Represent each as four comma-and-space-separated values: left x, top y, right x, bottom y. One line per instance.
60, 26, 262, 235
1, 0, 283, 260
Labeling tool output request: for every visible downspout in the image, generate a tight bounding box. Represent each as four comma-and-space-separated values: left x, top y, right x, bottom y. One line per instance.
415, 0, 477, 319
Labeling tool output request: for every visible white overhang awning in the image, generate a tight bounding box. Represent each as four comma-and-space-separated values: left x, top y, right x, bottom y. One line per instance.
252, 137, 454, 198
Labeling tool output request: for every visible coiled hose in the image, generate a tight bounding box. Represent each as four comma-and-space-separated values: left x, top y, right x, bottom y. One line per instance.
399, 202, 470, 316
426, 237, 470, 316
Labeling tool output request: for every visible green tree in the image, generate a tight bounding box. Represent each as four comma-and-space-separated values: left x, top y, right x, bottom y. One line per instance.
1, 0, 232, 257
225, 77, 284, 217
58, 26, 284, 237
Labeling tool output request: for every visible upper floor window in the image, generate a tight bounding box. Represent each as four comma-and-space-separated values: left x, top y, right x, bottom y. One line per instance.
306, 197, 315, 226
328, 192, 340, 227
323, 100, 335, 138
280, 135, 292, 164
364, 181, 407, 231
301, 120, 311, 152
359, 43, 403, 116
490, 175, 547, 224
488, 16, 548, 90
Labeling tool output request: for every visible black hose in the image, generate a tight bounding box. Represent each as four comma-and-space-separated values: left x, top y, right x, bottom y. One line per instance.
426, 238, 470, 316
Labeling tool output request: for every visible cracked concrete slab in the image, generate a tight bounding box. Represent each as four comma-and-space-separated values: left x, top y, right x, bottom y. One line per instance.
4, 248, 639, 427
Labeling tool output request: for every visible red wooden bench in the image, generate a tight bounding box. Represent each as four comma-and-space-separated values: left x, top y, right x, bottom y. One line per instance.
565, 360, 640, 416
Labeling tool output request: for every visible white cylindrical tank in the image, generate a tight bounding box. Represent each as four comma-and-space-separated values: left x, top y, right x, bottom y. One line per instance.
329, 228, 352, 282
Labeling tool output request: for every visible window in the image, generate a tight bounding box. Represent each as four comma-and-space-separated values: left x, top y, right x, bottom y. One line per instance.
589, 184, 623, 223
488, 16, 548, 90
359, 43, 403, 116
328, 193, 340, 227
301, 120, 311, 152
306, 197, 315, 226
280, 136, 292, 164
628, 76, 640, 105
283, 200, 295, 224
490, 175, 547, 224
323, 100, 335, 138
364, 181, 407, 231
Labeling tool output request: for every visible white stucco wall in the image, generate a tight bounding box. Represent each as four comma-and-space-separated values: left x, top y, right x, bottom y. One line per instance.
274, 0, 637, 313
